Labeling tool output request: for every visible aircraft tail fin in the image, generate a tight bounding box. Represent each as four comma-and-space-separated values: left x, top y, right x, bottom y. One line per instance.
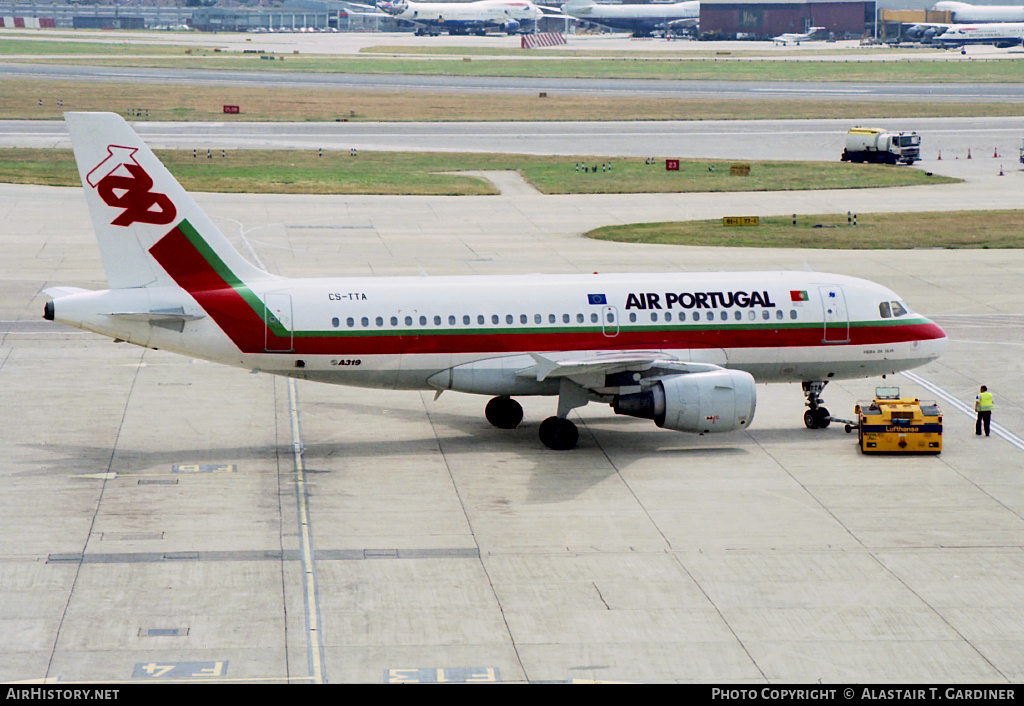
65, 112, 272, 290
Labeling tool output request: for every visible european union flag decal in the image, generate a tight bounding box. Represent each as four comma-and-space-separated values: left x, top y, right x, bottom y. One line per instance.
588, 294, 607, 305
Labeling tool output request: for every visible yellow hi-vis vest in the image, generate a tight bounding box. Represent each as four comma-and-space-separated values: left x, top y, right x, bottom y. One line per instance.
978, 391, 994, 411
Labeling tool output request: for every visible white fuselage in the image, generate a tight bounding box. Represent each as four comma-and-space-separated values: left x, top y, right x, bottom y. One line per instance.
379, 0, 541, 32
563, 0, 698, 34
936, 21, 1024, 45
933, 1, 1024, 23
51, 270, 948, 396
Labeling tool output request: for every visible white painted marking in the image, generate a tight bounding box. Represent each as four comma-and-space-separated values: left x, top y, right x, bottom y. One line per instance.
902, 370, 1024, 452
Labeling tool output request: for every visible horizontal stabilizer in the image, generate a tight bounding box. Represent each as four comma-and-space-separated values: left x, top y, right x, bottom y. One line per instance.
42, 286, 90, 300
108, 307, 205, 333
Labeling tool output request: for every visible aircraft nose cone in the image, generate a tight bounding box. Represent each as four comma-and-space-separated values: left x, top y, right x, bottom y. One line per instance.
921, 318, 948, 359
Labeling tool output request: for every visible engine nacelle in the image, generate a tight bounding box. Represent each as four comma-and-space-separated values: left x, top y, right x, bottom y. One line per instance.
612, 369, 756, 434
502, 20, 521, 33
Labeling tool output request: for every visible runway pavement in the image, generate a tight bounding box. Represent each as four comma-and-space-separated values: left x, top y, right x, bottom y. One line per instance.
1, 137, 1023, 681
5, 60, 1024, 103
4, 117, 1024, 173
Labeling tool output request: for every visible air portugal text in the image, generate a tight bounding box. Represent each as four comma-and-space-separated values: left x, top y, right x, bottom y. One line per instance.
625, 290, 776, 311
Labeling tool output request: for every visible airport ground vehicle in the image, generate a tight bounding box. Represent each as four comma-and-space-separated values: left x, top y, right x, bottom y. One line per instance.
841, 127, 921, 165
849, 387, 942, 453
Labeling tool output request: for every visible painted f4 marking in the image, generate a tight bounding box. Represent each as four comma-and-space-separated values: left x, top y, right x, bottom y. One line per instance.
132, 661, 228, 680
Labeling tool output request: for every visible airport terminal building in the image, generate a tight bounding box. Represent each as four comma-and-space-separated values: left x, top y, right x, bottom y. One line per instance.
699, 0, 877, 40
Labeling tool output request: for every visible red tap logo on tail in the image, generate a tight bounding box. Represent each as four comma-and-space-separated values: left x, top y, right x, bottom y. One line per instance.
87, 145, 177, 227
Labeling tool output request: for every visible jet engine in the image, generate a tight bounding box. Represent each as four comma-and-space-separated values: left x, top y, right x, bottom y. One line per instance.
612, 369, 756, 434
502, 20, 521, 33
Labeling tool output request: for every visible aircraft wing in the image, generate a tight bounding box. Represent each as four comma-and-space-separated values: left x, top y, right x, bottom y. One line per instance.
663, 17, 699, 28
519, 351, 723, 383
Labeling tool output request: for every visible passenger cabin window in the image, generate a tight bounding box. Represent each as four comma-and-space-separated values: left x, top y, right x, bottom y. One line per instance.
879, 302, 892, 319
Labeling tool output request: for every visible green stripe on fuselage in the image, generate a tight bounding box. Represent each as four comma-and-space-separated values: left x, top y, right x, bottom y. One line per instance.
177, 219, 290, 337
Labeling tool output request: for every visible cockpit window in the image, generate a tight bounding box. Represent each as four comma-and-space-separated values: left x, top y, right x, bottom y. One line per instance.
890, 301, 908, 317
879, 302, 891, 319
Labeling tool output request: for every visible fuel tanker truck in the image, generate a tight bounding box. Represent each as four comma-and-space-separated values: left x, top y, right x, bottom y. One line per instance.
840, 127, 921, 165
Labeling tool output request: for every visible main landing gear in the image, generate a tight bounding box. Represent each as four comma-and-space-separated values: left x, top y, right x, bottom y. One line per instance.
484, 391, 582, 451
802, 380, 831, 429
485, 395, 523, 430
538, 416, 579, 451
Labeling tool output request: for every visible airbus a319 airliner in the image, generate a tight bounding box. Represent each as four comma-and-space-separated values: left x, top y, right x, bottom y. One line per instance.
44, 113, 948, 450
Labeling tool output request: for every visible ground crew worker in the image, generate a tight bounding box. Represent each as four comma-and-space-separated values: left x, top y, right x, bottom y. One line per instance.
975, 385, 994, 437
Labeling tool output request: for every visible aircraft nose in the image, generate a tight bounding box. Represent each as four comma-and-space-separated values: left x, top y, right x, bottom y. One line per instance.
920, 318, 948, 359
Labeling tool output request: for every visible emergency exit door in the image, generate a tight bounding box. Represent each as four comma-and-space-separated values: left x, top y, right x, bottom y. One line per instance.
602, 306, 619, 337
819, 286, 849, 344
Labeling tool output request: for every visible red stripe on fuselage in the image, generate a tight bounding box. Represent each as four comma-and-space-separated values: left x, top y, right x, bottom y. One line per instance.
268, 322, 946, 356
150, 225, 289, 352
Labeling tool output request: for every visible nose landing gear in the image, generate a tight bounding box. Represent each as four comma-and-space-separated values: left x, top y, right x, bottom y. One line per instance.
802, 380, 831, 429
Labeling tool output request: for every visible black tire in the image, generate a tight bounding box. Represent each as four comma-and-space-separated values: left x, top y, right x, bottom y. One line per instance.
804, 409, 819, 429
539, 416, 579, 450
485, 396, 523, 430
815, 407, 831, 429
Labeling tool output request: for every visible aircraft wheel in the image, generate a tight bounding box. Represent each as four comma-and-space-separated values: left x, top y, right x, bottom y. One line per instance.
539, 416, 579, 450
816, 407, 831, 428
485, 396, 523, 429
803, 409, 819, 429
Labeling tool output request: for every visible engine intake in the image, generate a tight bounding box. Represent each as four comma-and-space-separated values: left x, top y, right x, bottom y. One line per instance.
612, 369, 756, 434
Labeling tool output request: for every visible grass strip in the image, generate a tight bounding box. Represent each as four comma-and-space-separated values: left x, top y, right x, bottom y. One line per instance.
587, 211, 1024, 248
0, 148, 955, 195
